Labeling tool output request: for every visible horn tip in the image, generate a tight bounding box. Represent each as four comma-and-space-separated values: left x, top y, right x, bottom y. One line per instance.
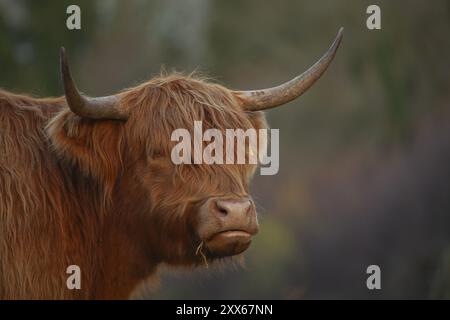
332, 27, 344, 51
60, 47, 67, 68
337, 27, 344, 41
60, 47, 66, 59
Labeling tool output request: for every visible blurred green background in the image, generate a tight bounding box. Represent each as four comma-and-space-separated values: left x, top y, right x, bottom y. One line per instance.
1, 0, 449, 299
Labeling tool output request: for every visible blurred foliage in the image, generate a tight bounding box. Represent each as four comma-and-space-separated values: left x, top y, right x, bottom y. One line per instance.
1, 0, 449, 299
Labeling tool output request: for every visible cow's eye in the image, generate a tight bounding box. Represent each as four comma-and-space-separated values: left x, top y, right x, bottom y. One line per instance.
147, 148, 165, 160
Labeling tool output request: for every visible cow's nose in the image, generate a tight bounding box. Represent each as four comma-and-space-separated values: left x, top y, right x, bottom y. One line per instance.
214, 198, 253, 218
199, 197, 258, 257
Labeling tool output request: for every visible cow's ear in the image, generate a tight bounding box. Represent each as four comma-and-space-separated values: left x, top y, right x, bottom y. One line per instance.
46, 110, 124, 187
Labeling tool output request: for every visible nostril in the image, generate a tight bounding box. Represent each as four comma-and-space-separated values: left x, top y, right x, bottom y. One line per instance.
214, 198, 254, 218
215, 201, 229, 216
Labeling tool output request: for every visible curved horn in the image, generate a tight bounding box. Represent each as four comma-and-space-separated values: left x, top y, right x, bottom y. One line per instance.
235, 27, 344, 111
60, 47, 128, 120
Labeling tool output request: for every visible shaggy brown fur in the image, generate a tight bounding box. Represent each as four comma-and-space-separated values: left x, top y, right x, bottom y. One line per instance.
0, 73, 267, 299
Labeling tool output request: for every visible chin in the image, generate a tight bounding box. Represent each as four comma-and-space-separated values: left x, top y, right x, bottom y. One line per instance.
204, 230, 253, 258
191, 231, 255, 269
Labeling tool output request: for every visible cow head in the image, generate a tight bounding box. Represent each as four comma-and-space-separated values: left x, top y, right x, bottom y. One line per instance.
48, 29, 342, 267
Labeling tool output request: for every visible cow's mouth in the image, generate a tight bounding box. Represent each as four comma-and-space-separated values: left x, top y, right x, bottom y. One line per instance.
203, 230, 253, 257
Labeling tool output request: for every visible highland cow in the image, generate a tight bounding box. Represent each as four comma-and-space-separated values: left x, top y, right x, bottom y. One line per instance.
0, 29, 343, 299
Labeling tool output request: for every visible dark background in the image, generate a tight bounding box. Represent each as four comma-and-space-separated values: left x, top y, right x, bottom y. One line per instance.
0, 0, 449, 299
